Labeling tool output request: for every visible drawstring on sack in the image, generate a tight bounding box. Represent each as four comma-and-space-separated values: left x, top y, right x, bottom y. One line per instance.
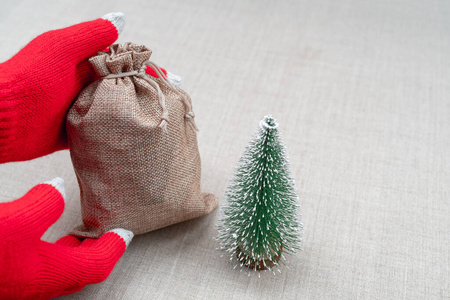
145, 61, 199, 132
101, 61, 198, 133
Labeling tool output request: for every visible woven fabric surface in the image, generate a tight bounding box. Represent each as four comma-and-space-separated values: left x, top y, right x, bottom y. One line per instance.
0, 0, 449, 299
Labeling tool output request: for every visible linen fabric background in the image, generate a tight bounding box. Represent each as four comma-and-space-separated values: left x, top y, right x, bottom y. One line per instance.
0, 0, 448, 299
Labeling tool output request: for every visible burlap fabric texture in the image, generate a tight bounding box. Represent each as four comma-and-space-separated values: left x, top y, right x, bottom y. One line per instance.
67, 43, 218, 238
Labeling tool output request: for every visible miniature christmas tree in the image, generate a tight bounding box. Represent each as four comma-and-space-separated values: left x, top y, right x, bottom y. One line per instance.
217, 115, 302, 273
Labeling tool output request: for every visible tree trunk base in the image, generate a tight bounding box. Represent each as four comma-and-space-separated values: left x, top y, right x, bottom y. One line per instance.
236, 244, 282, 271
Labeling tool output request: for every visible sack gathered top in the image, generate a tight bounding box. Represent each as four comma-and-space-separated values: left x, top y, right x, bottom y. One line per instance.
67, 42, 218, 238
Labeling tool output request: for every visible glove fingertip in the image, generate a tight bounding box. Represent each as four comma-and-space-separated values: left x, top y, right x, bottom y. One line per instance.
43, 177, 66, 202
101, 12, 125, 35
107, 228, 134, 248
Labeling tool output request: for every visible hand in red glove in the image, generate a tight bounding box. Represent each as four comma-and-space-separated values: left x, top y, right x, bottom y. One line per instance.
0, 177, 133, 299
0, 13, 124, 163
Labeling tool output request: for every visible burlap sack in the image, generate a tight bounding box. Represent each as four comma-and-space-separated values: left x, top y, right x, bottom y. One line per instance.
67, 43, 218, 238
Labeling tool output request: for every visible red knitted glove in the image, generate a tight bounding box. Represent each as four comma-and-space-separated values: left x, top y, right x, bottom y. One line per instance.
0, 178, 134, 300
0, 13, 124, 163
